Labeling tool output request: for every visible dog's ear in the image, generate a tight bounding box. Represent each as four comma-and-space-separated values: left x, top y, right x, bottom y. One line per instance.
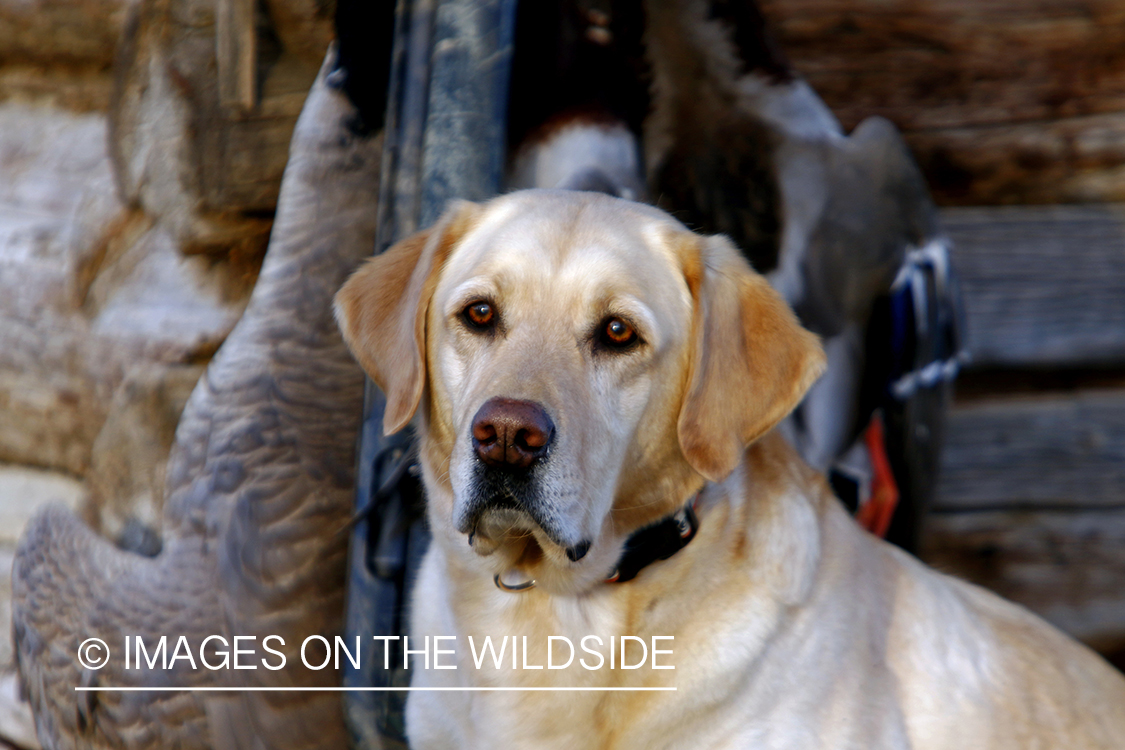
676, 233, 826, 482
335, 201, 481, 434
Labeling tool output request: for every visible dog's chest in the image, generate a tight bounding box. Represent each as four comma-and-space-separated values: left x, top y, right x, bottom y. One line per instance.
403, 549, 712, 749
402, 521, 919, 750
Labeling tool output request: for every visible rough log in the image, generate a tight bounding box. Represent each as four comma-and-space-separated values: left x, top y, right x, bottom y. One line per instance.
911, 113, 1125, 205
0, 103, 253, 475
109, 0, 331, 250
0, 63, 113, 113
758, 0, 1125, 204
0, 0, 128, 67
942, 204, 1125, 368
935, 390, 1125, 512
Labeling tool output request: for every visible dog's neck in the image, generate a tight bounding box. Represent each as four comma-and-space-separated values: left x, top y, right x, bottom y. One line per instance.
420, 431, 827, 607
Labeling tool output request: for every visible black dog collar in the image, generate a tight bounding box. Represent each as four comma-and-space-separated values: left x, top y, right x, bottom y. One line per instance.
605, 496, 700, 584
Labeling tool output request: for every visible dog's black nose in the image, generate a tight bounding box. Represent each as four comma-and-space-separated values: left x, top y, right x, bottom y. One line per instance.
472, 398, 554, 471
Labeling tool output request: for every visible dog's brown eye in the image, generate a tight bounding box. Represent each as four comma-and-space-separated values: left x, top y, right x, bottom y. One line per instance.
599, 317, 637, 349
463, 301, 495, 329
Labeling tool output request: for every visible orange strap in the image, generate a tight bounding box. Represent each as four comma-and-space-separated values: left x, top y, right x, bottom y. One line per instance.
855, 413, 900, 539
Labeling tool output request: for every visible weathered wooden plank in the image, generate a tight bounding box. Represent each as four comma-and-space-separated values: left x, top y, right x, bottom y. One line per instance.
199, 55, 320, 211
922, 507, 1125, 651
216, 0, 257, 111
112, 0, 325, 249
758, 0, 1125, 204
935, 390, 1125, 511
942, 205, 1125, 368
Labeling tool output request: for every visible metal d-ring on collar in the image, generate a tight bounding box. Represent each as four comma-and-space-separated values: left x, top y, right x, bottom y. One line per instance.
493, 573, 537, 592
492, 493, 702, 593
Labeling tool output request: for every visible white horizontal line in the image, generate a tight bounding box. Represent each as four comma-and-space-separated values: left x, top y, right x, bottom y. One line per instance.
74, 686, 676, 692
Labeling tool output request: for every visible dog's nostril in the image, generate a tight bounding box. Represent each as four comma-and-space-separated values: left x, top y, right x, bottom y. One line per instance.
565, 541, 590, 562
472, 422, 498, 445
515, 426, 549, 451
471, 397, 555, 470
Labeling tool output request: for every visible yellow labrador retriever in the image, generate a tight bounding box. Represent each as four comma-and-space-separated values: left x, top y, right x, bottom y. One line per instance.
336, 190, 1125, 749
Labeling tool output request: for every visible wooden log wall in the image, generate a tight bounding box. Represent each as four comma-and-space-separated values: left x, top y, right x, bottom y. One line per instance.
925, 206, 1125, 659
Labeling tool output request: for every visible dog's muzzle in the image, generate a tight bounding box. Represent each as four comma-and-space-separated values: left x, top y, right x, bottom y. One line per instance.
457, 398, 592, 563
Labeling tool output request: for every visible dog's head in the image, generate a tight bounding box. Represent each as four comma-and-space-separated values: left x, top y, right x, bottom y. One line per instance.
336, 190, 824, 592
